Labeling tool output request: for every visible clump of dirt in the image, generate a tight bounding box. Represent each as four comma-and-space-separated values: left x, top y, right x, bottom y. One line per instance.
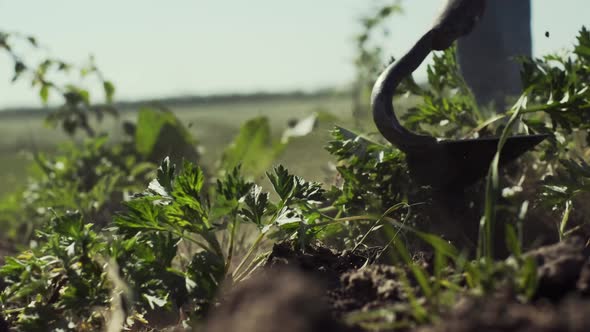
418, 294, 590, 332
262, 241, 424, 329
203, 268, 359, 332
330, 265, 407, 314
418, 236, 590, 332
525, 236, 590, 300
264, 241, 375, 288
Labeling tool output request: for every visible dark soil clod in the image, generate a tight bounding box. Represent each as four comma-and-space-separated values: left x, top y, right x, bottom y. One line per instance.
330, 265, 406, 314
418, 295, 590, 332
264, 241, 373, 288
203, 268, 358, 332
524, 236, 590, 301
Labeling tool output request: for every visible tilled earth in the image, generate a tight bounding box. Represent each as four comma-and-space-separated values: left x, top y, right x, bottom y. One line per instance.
204, 237, 590, 332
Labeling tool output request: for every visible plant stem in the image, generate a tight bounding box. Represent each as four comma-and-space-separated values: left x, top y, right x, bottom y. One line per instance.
225, 217, 238, 273
234, 251, 269, 282
232, 230, 266, 280
558, 200, 572, 240
480, 95, 526, 259
318, 206, 337, 213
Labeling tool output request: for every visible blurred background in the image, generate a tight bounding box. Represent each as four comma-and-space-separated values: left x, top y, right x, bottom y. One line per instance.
0, 0, 588, 197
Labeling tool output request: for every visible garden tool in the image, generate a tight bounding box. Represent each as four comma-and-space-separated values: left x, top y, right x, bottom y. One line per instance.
371, 0, 547, 188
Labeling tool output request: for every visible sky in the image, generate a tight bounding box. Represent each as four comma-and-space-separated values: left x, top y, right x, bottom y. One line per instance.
0, 0, 588, 108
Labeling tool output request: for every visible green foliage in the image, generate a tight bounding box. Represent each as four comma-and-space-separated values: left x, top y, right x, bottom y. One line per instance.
0, 30, 199, 247
402, 46, 481, 138
540, 158, 590, 239
480, 96, 527, 259
267, 164, 324, 203
1, 212, 108, 330
0, 154, 331, 329
326, 126, 413, 214
0, 106, 198, 244
541, 158, 590, 208
338, 25, 590, 330
519, 27, 590, 134
0, 30, 324, 328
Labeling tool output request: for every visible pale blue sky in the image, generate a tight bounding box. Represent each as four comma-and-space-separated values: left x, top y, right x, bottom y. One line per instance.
0, 0, 588, 108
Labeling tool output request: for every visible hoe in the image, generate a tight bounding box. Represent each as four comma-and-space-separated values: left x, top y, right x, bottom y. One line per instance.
371, 0, 548, 188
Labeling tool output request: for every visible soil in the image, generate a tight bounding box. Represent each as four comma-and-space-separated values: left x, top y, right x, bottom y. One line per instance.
263, 241, 377, 288
417, 294, 590, 332
203, 236, 590, 332
525, 236, 590, 300
331, 264, 407, 314
202, 268, 359, 332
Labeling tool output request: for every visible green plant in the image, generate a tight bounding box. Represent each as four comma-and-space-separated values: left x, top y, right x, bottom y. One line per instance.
328, 26, 590, 330
0, 106, 199, 245
401, 46, 482, 139
1, 31, 116, 136
0, 30, 201, 246
0, 154, 327, 329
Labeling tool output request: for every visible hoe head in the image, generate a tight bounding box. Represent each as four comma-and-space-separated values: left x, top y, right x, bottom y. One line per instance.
406, 134, 549, 189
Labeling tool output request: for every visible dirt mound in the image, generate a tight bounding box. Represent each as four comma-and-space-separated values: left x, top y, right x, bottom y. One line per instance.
525, 236, 590, 300
418, 295, 590, 332
330, 265, 407, 314
419, 236, 590, 332
204, 237, 590, 332
264, 241, 375, 288
203, 268, 359, 332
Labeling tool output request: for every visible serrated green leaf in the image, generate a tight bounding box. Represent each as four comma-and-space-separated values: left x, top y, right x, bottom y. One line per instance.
267, 165, 325, 204
240, 185, 269, 227
172, 161, 205, 211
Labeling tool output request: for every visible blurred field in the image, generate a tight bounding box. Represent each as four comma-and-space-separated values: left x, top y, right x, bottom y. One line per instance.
0, 93, 420, 198
0, 94, 363, 197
